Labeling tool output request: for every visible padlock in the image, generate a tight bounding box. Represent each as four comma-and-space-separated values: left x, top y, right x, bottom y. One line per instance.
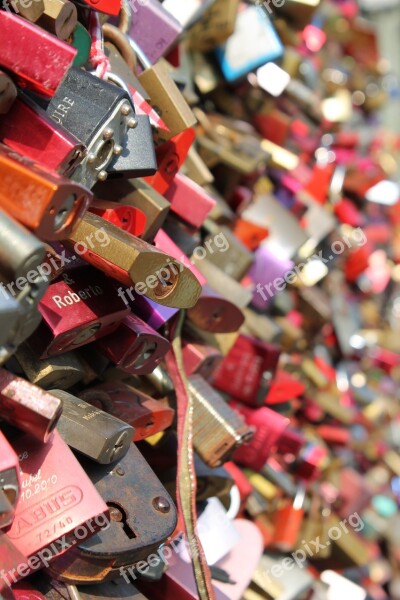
249, 553, 314, 600
232, 219, 268, 251
89, 200, 147, 238
9, 273, 48, 318
131, 41, 196, 145
188, 375, 254, 468
0, 370, 63, 442
15, 344, 85, 390
161, 216, 202, 258
0, 279, 49, 364
153, 230, 206, 285
163, 173, 215, 228
36, 0, 77, 40
189, 259, 252, 313
0, 145, 91, 241
79, 382, 175, 441
94, 178, 170, 242
0, 93, 85, 177
0, 210, 45, 287
103, 35, 149, 100
95, 313, 170, 375
29, 267, 130, 359
213, 335, 281, 407
196, 114, 269, 175
270, 487, 306, 552
117, 0, 182, 65
66, 213, 202, 309
5, 430, 109, 570
0, 292, 21, 364
46, 67, 137, 189
299, 493, 332, 560
144, 128, 196, 195
46, 444, 177, 584
186, 284, 245, 334
0, 431, 20, 530
106, 115, 157, 179
241, 195, 307, 261
202, 223, 253, 281
52, 390, 134, 464
116, 289, 179, 331
0, 11, 76, 97
182, 339, 223, 380
187, 0, 240, 52
215, 4, 283, 82
183, 145, 214, 187
232, 404, 290, 471
0, 72, 17, 115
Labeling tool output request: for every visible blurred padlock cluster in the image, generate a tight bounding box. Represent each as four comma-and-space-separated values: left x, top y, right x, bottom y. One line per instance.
1, 0, 400, 599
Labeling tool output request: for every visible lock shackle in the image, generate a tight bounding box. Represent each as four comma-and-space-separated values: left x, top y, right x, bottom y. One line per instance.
116, 0, 151, 70
102, 23, 137, 73
128, 36, 152, 71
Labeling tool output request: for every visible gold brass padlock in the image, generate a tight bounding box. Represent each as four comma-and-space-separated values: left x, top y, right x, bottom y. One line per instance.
131, 40, 197, 145
66, 212, 202, 309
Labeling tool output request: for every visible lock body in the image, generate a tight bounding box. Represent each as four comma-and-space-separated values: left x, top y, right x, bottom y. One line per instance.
213, 335, 281, 406
0, 94, 85, 177
46, 444, 177, 583
0, 145, 91, 241
30, 268, 130, 358
95, 314, 170, 375
53, 390, 134, 464
80, 382, 175, 441
0, 369, 63, 442
189, 375, 254, 468
6, 431, 109, 568
47, 67, 137, 188
0, 11, 76, 96
66, 213, 202, 309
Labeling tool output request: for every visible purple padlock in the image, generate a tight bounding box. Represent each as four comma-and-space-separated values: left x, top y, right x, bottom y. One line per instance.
249, 246, 294, 309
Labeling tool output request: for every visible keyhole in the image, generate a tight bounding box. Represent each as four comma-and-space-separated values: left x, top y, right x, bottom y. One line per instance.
107, 502, 137, 539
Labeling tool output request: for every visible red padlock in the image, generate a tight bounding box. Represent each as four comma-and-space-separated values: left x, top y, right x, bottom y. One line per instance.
89, 200, 147, 238
29, 268, 129, 358
232, 403, 289, 471
0, 12, 76, 97
6, 431, 109, 573
144, 128, 196, 195
95, 313, 170, 375
213, 335, 281, 406
80, 382, 175, 441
